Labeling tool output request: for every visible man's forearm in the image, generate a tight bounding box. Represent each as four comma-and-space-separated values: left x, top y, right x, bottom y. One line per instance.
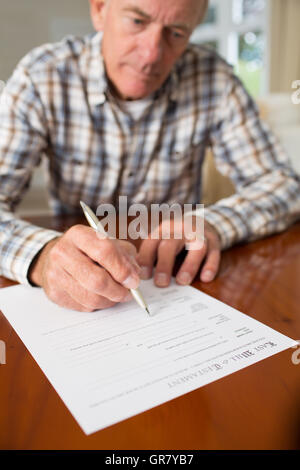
204, 167, 300, 250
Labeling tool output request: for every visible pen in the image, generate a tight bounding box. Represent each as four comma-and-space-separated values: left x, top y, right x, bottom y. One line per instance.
80, 201, 151, 316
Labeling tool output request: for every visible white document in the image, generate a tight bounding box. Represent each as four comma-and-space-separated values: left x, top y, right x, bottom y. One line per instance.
0, 280, 296, 435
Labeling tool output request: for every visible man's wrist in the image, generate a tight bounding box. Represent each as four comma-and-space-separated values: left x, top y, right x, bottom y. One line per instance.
204, 219, 222, 245
28, 238, 59, 287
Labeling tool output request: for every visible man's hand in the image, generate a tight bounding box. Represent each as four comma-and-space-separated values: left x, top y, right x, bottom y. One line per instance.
137, 217, 221, 287
28, 225, 141, 312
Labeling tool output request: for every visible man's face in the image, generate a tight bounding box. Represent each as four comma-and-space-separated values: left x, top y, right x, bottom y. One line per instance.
91, 0, 204, 100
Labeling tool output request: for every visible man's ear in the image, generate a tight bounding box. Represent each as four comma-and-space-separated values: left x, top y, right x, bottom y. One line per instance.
89, 0, 108, 31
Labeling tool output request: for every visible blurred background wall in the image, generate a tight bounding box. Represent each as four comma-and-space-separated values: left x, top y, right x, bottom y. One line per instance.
0, 0, 300, 214
0, 0, 92, 81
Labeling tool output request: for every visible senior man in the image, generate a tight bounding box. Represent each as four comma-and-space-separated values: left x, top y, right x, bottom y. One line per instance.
0, 0, 299, 312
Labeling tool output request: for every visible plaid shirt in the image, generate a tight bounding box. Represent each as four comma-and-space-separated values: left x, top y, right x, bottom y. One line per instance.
1, 33, 300, 285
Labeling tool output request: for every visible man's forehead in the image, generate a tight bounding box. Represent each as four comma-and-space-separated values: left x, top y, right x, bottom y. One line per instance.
116, 0, 203, 27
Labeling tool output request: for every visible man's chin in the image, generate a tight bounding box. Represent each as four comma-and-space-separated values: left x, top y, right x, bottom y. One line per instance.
117, 82, 157, 100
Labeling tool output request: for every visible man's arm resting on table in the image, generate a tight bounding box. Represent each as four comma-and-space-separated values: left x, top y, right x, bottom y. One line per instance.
203, 73, 300, 250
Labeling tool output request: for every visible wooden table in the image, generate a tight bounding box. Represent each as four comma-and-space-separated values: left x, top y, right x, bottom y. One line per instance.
1, 216, 300, 450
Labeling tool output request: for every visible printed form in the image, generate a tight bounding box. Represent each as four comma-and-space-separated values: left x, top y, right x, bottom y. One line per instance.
0, 280, 296, 434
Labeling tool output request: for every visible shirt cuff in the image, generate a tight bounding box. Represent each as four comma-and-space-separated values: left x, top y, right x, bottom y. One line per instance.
1, 225, 62, 285
189, 206, 246, 250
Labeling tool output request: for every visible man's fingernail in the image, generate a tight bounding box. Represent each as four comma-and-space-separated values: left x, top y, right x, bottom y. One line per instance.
201, 270, 214, 282
177, 272, 192, 285
123, 275, 140, 289
155, 273, 169, 287
140, 266, 151, 280
185, 239, 205, 251
96, 228, 109, 240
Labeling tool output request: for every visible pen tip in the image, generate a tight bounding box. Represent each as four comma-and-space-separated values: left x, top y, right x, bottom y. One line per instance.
146, 307, 151, 316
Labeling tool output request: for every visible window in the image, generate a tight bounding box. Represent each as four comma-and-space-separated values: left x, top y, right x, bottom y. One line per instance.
190, 0, 270, 97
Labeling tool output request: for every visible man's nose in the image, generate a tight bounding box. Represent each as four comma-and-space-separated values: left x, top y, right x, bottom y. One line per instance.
140, 28, 163, 65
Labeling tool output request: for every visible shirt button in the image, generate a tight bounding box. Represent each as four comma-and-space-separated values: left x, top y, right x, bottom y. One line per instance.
125, 169, 134, 178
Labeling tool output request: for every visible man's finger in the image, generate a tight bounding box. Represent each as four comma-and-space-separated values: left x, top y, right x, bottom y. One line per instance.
137, 238, 160, 279
50, 242, 131, 302
176, 239, 208, 285
46, 285, 92, 313
118, 240, 137, 258
55, 267, 118, 310
154, 240, 182, 287
200, 237, 221, 282
65, 225, 140, 289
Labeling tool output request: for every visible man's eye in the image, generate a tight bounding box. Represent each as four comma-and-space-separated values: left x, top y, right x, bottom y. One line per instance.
132, 17, 144, 26
170, 30, 185, 40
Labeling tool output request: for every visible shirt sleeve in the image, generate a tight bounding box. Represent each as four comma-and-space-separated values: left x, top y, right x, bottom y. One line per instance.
0, 65, 62, 285
203, 72, 300, 250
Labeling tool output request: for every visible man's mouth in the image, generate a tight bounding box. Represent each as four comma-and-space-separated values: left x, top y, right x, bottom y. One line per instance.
126, 65, 160, 79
